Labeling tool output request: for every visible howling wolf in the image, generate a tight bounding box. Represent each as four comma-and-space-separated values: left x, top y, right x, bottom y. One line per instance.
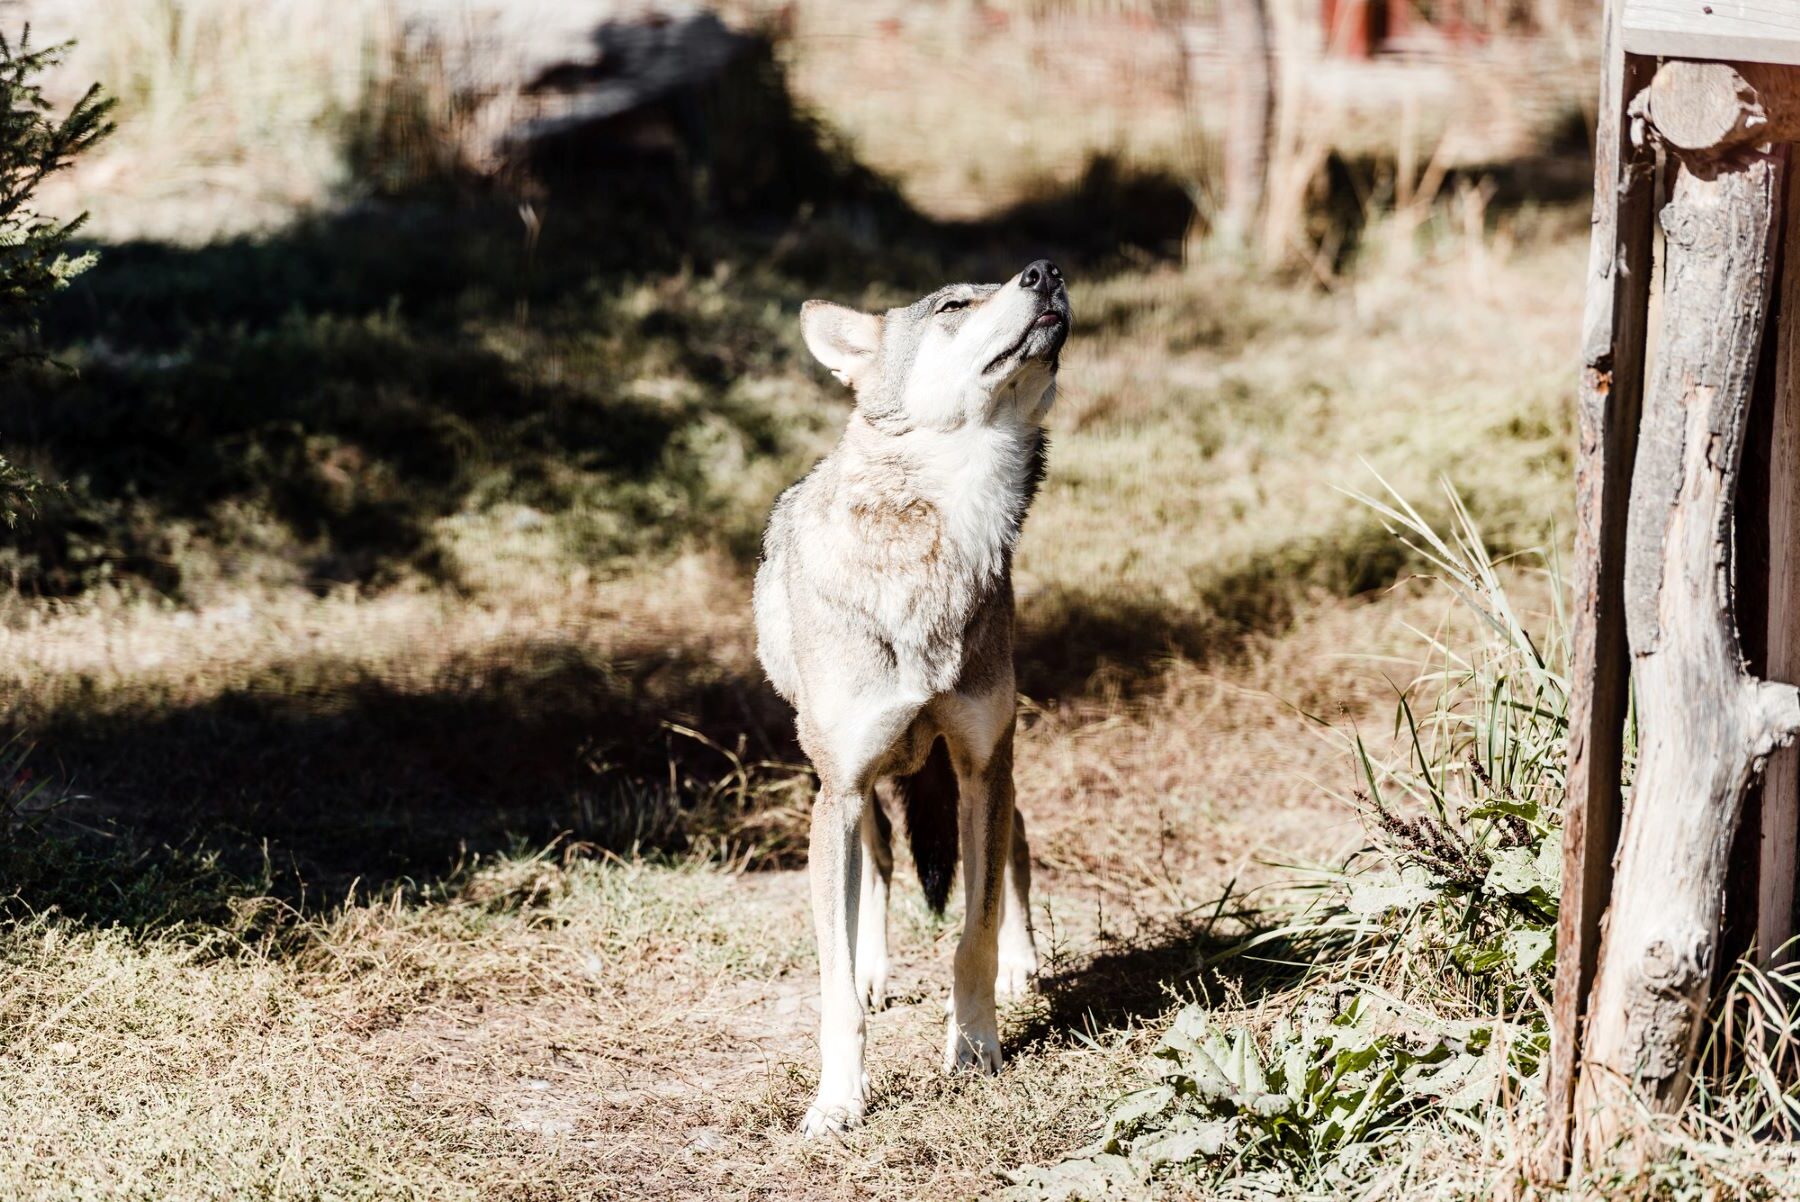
754, 260, 1071, 1135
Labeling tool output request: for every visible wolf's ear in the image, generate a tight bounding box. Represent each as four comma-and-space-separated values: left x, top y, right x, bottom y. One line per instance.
800, 301, 882, 388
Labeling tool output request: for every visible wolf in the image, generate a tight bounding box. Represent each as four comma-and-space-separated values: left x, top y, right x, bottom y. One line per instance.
754, 259, 1071, 1136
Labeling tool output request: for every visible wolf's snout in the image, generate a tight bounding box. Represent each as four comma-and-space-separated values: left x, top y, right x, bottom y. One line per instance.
1019, 260, 1063, 295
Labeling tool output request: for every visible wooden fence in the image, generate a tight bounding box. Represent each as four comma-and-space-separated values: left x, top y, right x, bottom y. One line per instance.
1547, 0, 1800, 1176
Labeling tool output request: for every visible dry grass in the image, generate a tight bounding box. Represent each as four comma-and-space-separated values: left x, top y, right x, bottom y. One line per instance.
768, 1, 1191, 222
25, 0, 398, 242
0, 855, 814, 1200
1021, 223, 1579, 636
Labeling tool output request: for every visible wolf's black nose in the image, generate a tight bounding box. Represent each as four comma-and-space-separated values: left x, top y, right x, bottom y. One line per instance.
1020, 259, 1063, 294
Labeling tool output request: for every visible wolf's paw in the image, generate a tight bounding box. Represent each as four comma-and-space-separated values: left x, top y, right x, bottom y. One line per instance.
798, 1069, 870, 1139
799, 1098, 865, 1138
944, 1019, 1003, 1075
856, 957, 890, 1012
996, 951, 1039, 999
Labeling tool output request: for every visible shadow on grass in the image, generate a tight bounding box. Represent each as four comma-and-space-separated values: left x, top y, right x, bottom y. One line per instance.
0, 633, 807, 934
0, 506, 1431, 939
1016, 522, 1413, 700
1010, 905, 1309, 1051
0, 148, 1194, 600
3, 191, 829, 597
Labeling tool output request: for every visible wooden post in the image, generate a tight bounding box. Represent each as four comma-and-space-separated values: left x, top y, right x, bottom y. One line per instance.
1217, 0, 1273, 249
1575, 61, 1800, 1164
1759, 155, 1800, 970
1537, 0, 1655, 1176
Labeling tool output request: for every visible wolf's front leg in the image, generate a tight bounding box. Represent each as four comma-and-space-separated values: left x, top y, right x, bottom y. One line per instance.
945, 723, 1016, 1074
802, 784, 868, 1137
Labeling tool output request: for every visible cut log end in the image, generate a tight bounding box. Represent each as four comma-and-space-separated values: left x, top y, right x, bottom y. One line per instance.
1635, 61, 1800, 157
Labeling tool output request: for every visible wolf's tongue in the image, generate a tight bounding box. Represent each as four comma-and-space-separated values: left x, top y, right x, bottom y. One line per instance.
1033, 312, 1061, 328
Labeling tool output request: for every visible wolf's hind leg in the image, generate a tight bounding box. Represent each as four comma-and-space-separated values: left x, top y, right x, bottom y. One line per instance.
856, 800, 894, 1011
996, 806, 1039, 997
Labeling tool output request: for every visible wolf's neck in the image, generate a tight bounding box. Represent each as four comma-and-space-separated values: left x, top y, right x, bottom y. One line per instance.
847, 413, 1047, 585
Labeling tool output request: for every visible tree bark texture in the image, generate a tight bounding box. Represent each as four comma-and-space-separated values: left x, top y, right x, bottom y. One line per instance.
1576, 141, 1800, 1166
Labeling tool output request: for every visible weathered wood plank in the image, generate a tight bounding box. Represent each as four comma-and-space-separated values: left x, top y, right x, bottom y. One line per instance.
1759, 153, 1800, 970
1624, 0, 1800, 67
1576, 135, 1798, 1167
1537, 5, 1657, 1178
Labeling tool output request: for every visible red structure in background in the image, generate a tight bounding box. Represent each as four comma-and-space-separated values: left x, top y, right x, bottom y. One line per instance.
1320, 0, 1489, 59
1321, 0, 1398, 58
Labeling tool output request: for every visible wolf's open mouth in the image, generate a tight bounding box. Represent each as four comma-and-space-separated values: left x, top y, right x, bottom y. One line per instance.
985, 308, 1066, 373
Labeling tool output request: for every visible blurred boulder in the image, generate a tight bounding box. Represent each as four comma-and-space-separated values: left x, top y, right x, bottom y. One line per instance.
394, 0, 753, 170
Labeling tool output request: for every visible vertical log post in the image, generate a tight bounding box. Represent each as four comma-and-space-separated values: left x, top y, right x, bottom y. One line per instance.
1576, 61, 1800, 1167
1216, 0, 1274, 250
1759, 155, 1800, 970
1538, 0, 1655, 1175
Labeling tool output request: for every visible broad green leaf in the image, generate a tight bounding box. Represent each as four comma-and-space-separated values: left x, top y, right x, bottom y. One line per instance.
1483, 846, 1550, 897
1002, 1153, 1142, 1202
1344, 868, 1440, 917
1439, 1050, 1504, 1111
1534, 830, 1563, 885
1505, 925, 1553, 976
1451, 936, 1508, 976
1468, 796, 1542, 825
1103, 1084, 1175, 1144
1232, 1028, 1270, 1095
1398, 1050, 1479, 1102
1133, 1118, 1236, 1166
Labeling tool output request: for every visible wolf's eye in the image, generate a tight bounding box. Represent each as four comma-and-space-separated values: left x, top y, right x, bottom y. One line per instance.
936, 298, 969, 314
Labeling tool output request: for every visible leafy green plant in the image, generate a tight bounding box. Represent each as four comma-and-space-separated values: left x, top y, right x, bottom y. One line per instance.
0, 31, 113, 346
1342, 476, 1569, 1007
1009, 992, 1522, 1199
1009, 474, 1800, 1199
0, 27, 113, 522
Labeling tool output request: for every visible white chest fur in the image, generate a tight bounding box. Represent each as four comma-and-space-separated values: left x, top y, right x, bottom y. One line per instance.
894, 416, 1040, 588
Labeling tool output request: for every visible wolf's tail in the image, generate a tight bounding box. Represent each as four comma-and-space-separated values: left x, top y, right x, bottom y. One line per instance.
895, 736, 958, 915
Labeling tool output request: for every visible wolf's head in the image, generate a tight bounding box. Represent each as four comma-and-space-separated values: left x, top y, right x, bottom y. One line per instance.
800, 260, 1071, 431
